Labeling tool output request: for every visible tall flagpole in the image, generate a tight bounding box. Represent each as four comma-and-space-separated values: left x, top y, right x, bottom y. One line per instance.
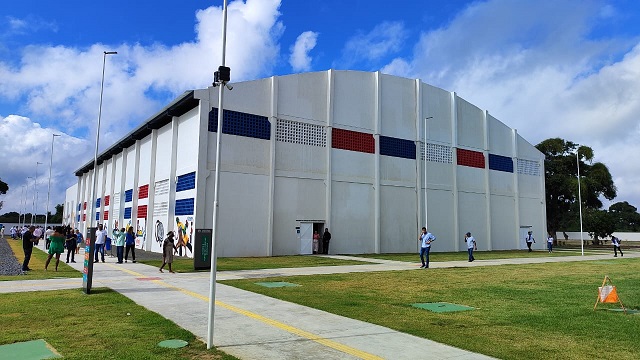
208, 0, 230, 349
577, 148, 584, 256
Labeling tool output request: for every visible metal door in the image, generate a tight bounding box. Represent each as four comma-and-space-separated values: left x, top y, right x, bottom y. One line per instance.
299, 222, 313, 254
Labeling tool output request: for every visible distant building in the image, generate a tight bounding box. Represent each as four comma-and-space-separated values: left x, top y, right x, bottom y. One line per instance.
64, 70, 546, 257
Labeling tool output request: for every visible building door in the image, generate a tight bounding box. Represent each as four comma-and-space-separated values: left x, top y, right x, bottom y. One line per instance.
519, 226, 532, 250
299, 222, 313, 254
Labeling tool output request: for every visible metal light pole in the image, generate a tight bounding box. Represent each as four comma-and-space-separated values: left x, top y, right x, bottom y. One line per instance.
20, 185, 25, 227
45, 134, 61, 230
85, 50, 117, 295
27, 176, 35, 225
423, 116, 433, 230
576, 148, 584, 256
208, 0, 231, 349
34, 162, 42, 224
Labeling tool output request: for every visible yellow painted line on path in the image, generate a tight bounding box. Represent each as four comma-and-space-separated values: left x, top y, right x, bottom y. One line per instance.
105, 264, 383, 360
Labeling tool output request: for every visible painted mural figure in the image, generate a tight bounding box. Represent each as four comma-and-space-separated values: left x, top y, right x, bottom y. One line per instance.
175, 217, 192, 256
155, 220, 164, 247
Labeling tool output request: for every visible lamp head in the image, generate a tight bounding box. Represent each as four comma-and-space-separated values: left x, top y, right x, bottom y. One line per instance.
104, 51, 118, 55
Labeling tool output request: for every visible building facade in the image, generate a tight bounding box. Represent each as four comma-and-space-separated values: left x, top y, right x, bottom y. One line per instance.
64, 70, 547, 257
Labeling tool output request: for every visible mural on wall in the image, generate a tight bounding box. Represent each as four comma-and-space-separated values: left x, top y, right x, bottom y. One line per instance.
136, 218, 146, 249
153, 219, 165, 253
175, 216, 193, 257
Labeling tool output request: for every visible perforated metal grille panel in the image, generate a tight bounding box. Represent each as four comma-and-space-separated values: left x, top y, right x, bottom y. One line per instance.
457, 148, 485, 169
332, 128, 375, 154
517, 159, 541, 176
124, 207, 132, 219
489, 154, 514, 173
124, 189, 133, 202
104, 195, 110, 206
423, 143, 453, 164
276, 119, 326, 147
137, 205, 147, 218
103, 210, 109, 220
95, 198, 101, 208
380, 136, 416, 159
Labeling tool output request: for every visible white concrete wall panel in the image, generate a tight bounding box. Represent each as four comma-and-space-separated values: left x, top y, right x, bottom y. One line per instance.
517, 134, 541, 160
380, 156, 415, 186
217, 172, 270, 257
155, 126, 173, 180
331, 149, 374, 183
332, 71, 375, 130
422, 84, 453, 144
218, 135, 270, 174
490, 194, 517, 249
519, 197, 545, 249
426, 189, 455, 251
272, 177, 326, 255
380, 74, 415, 139
275, 142, 326, 176
223, 78, 272, 116
380, 185, 416, 253
488, 114, 513, 156
457, 166, 486, 194
175, 107, 200, 172
518, 174, 541, 198
277, 72, 328, 122
426, 162, 454, 189
458, 192, 488, 250
104, 159, 113, 196
456, 97, 484, 150
489, 170, 515, 195
138, 135, 152, 186
331, 181, 375, 254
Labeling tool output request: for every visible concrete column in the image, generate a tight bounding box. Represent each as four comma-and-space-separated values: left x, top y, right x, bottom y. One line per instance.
483, 110, 492, 251
118, 151, 127, 231
194, 92, 210, 231
131, 140, 141, 235
167, 117, 180, 232
146, 129, 159, 251
451, 92, 460, 252
512, 129, 521, 249
267, 76, 278, 256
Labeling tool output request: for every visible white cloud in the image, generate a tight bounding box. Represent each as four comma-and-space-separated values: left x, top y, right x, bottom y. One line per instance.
381, 0, 640, 208
337, 21, 407, 69
289, 31, 319, 72
0, 0, 285, 214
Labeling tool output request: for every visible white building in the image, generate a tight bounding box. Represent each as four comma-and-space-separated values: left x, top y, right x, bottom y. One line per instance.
64, 70, 547, 257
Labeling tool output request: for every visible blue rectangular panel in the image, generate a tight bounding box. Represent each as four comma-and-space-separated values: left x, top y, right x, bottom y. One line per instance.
489, 154, 514, 173
379, 135, 416, 159
175, 198, 195, 216
95, 212, 100, 221
77, 215, 80, 222
95, 198, 101, 208
124, 189, 133, 202
208, 108, 270, 140
124, 207, 132, 219
176, 172, 196, 192
77, 203, 81, 211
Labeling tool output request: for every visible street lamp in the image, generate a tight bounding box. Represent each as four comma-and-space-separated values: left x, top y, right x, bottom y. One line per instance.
45, 134, 61, 230
208, 0, 231, 349
423, 116, 433, 232
20, 185, 26, 227
85, 50, 117, 295
27, 176, 35, 225
576, 147, 584, 256
35, 161, 42, 224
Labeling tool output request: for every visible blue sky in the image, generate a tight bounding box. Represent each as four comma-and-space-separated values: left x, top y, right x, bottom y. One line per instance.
1, 0, 640, 219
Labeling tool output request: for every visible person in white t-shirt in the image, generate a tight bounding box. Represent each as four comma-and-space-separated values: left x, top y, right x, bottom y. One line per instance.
611, 235, 623, 257
44, 226, 54, 250
546, 232, 554, 253
94, 224, 108, 263
464, 232, 477, 262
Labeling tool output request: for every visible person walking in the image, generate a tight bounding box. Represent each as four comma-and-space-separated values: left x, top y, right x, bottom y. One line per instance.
611, 235, 623, 257
112, 227, 126, 263
159, 231, 177, 273
94, 224, 107, 263
418, 227, 436, 268
75, 229, 83, 254
124, 227, 136, 263
44, 226, 54, 250
21, 226, 39, 271
313, 231, 320, 254
45, 226, 66, 271
547, 232, 554, 253
322, 228, 331, 254
525, 231, 535, 252
464, 232, 477, 262
65, 227, 77, 263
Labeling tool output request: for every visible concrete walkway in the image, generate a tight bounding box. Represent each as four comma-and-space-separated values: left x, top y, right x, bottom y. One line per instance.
2, 244, 637, 360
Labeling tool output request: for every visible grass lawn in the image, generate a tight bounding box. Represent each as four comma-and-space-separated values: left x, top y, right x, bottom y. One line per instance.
222, 258, 640, 360
358, 248, 614, 263
0, 288, 237, 360
1, 238, 83, 281
139, 255, 369, 272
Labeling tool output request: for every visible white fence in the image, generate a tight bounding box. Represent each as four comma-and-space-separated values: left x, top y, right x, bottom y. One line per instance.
556, 231, 640, 243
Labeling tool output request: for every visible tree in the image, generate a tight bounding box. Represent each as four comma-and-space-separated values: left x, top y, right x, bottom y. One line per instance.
0, 178, 7, 211
609, 201, 640, 232
536, 138, 617, 238
584, 209, 616, 244
50, 204, 64, 224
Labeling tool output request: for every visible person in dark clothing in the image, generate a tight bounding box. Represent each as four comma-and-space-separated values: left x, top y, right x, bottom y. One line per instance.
65, 227, 77, 263
322, 228, 331, 254
22, 226, 39, 271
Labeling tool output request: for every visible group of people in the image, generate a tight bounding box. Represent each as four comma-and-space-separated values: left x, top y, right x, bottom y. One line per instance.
20, 224, 83, 272
312, 228, 332, 254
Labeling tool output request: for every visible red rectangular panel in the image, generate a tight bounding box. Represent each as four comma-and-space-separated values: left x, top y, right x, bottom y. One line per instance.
138, 184, 149, 199
332, 128, 375, 154
103, 211, 109, 220
104, 195, 110, 206
137, 205, 148, 218
82, 213, 86, 221
457, 148, 485, 169
83, 202, 87, 210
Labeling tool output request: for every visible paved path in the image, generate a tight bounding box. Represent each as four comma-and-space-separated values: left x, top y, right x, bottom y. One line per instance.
2, 243, 637, 359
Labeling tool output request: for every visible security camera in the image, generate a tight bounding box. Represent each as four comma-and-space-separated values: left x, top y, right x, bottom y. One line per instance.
226, 84, 233, 90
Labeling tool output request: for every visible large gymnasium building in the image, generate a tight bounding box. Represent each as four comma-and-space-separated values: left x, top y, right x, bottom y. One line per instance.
64, 70, 547, 257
